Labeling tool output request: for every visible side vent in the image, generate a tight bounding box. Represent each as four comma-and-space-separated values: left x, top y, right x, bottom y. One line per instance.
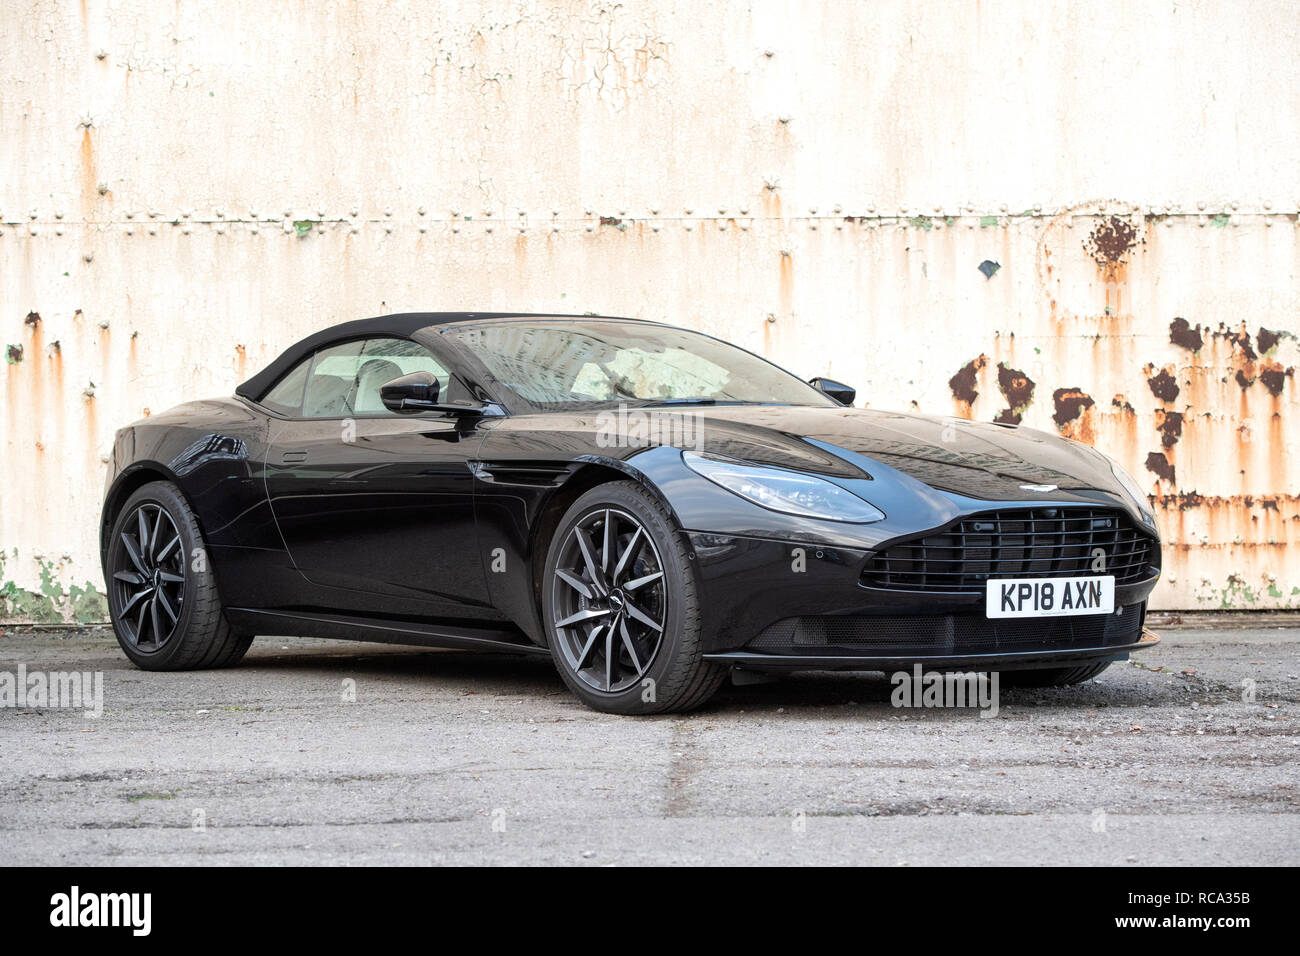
473, 461, 577, 488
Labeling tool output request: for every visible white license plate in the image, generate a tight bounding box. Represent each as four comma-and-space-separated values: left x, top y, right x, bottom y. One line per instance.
986, 576, 1115, 618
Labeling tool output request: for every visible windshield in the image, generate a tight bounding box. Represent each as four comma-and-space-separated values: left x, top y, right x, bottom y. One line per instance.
446, 320, 835, 410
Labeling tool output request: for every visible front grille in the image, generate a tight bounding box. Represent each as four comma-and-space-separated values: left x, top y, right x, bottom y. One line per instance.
746, 603, 1144, 656
861, 507, 1157, 593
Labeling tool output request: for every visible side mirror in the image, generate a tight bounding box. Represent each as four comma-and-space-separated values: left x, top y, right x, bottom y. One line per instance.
809, 376, 856, 406
380, 370, 440, 411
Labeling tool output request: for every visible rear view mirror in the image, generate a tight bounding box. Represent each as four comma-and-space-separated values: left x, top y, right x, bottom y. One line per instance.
809, 377, 856, 406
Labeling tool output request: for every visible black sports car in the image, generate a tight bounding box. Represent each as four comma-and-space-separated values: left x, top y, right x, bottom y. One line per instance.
101, 312, 1161, 713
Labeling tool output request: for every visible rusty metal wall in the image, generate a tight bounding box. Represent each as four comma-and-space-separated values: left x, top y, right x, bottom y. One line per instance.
2, 0, 1298, 621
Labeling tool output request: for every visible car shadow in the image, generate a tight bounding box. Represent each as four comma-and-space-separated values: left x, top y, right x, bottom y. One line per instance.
239, 643, 1172, 714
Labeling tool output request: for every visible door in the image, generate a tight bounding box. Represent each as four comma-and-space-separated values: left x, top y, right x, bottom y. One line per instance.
263, 336, 497, 621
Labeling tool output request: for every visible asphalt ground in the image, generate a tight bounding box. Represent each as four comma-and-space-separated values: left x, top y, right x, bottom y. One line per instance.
0, 621, 1295, 865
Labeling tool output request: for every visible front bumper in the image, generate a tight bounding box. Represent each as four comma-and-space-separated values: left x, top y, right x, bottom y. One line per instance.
686, 530, 1162, 667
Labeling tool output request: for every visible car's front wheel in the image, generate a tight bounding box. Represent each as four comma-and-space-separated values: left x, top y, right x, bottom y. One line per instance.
105, 481, 253, 670
542, 481, 725, 714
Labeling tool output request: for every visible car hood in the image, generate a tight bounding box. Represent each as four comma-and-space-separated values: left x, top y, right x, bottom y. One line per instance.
666, 404, 1122, 502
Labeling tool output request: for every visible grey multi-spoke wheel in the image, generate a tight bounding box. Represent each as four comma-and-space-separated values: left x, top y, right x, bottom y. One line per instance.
542, 481, 725, 714
105, 481, 253, 671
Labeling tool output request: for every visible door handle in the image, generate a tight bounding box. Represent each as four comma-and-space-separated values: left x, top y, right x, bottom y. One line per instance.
280, 451, 308, 463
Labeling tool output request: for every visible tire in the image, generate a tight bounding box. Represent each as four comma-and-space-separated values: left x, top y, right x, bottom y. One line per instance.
104, 481, 253, 671
541, 481, 725, 714
1000, 661, 1111, 687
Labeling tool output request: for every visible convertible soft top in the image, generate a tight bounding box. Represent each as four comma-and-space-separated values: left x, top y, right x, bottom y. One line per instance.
235, 311, 557, 401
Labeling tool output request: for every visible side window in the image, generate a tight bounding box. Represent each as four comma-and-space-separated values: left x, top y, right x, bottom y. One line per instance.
354, 338, 451, 414
260, 356, 313, 416
302, 340, 366, 418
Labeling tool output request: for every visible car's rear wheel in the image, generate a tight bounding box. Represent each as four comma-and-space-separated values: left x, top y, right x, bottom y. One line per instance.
106, 481, 253, 670
1001, 661, 1111, 687
542, 481, 725, 714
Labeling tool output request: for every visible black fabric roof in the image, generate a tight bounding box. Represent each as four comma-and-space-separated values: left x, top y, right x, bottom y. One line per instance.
234, 311, 609, 401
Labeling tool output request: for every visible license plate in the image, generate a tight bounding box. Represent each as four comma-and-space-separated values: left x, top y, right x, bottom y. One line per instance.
986, 576, 1115, 618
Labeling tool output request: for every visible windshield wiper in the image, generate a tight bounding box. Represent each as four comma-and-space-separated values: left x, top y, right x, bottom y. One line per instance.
638, 397, 719, 407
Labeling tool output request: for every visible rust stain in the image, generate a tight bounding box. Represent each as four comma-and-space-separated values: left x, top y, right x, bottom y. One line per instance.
1257, 326, 1282, 354
1145, 450, 1176, 485
80, 127, 97, 205
778, 250, 794, 320
1083, 216, 1139, 268
1258, 360, 1294, 397
1145, 364, 1180, 402
1169, 317, 1203, 351
1154, 409, 1184, 448
993, 362, 1035, 424
947, 354, 987, 418
234, 343, 247, 379
6, 344, 22, 363
1051, 386, 1095, 442
1111, 394, 1135, 413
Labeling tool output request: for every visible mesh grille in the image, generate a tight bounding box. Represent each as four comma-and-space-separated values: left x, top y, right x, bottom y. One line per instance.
861, 507, 1157, 593
746, 604, 1144, 656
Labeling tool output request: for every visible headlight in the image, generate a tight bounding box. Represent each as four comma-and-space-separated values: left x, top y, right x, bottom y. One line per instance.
683, 451, 885, 523
1108, 458, 1157, 528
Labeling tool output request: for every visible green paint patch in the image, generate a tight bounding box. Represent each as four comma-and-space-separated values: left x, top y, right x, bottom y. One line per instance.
979, 215, 999, 228
908, 216, 934, 230
0, 552, 109, 624
292, 220, 317, 237
5, 344, 21, 364
1210, 214, 1230, 228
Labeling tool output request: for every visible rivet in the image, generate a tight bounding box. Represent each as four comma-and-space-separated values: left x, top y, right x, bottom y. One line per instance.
29, 208, 38, 219
182, 223, 191, 234
350, 207, 359, 217
739, 222, 749, 230
250, 209, 259, 219
1231, 200, 1240, 210
54, 210, 64, 219
809, 207, 817, 214
283, 222, 293, 233
283, 208, 292, 218
317, 207, 325, 218
124, 210, 134, 219
384, 207, 393, 217
83, 252, 93, 262
419, 224, 428, 233
684, 208, 693, 215
585, 223, 594, 232
519, 225, 526, 233
55, 225, 63, 235
684, 222, 693, 231
451, 209, 460, 217
147, 225, 157, 235
214, 208, 224, 219
739, 207, 748, 215
999, 203, 1008, 212
250, 224, 259, 234
650, 207, 660, 215
124, 225, 133, 235
763, 48, 775, 57
215, 224, 225, 234
552, 209, 561, 217
97, 182, 109, 195
809, 221, 817, 230
518, 209, 526, 217
1198, 215, 1207, 227
833, 204, 842, 214
778, 115, 792, 124
618, 209, 627, 216
1197, 201, 1206, 210
718, 207, 726, 215
28, 224, 38, 235
95, 49, 108, 60
483, 209, 493, 217
350, 224, 359, 234
718, 220, 727, 230
552, 224, 560, 233
650, 223, 660, 231
1263, 200, 1272, 211
766, 313, 777, 323
452, 224, 460, 233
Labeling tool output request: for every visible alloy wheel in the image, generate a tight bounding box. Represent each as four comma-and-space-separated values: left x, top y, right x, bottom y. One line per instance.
550, 507, 667, 693
111, 502, 186, 650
